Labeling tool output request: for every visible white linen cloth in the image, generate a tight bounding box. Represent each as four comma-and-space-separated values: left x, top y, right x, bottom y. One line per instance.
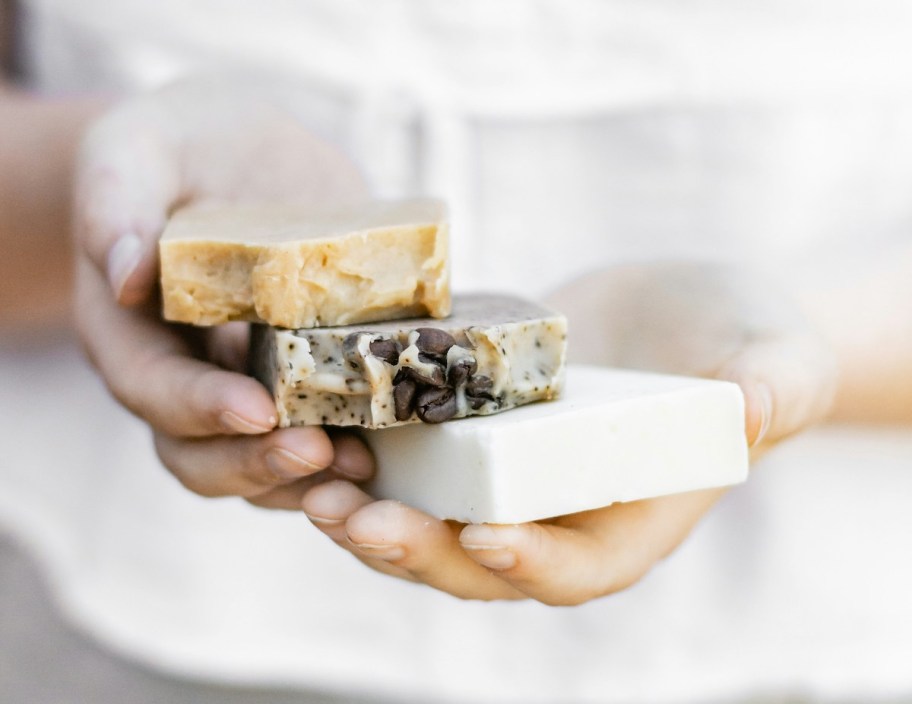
3, 1, 912, 702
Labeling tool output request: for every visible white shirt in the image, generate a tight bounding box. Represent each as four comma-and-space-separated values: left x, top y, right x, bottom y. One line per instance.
4, 1, 912, 701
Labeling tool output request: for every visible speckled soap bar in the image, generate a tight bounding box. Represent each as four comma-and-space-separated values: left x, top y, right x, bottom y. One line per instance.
249, 294, 567, 428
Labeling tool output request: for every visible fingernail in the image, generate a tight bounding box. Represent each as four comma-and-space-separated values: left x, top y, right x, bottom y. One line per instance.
107, 232, 144, 298
462, 546, 517, 571
331, 461, 373, 481
752, 383, 773, 447
304, 513, 344, 527
352, 543, 405, 561
266, 448, 322, 479
219, 410, 273, 434
460, 525, 518, 570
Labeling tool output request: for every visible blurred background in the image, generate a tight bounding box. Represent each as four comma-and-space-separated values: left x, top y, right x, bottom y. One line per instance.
2, 1, 912, 703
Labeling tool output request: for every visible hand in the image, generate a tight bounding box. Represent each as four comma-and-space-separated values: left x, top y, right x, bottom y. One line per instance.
300, 262, 838, 603
73, 75, 374, 508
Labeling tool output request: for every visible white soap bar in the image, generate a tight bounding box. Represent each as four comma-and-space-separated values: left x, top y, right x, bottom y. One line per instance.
365, 365, 748, 524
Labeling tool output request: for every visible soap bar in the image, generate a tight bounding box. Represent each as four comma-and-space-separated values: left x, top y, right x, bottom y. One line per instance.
160, 199, 450, 328
365, 365, 748, 524
249, 294, 567, 429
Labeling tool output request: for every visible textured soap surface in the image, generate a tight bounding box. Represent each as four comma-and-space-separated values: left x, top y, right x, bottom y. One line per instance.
365, 365, 748, 524
160, 199, 450, 328
250, 294, 567, 429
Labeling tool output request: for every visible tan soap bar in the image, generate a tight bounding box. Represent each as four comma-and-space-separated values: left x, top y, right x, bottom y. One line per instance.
160, 199, 450, 328
249, 294, 567, 429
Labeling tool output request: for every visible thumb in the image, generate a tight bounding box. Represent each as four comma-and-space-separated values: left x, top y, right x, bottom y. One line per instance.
74, 106, 181, 305
718, 334, 838, 447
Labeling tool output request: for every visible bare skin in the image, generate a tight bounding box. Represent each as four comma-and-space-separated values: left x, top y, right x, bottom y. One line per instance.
0, 0, 100, 327
72, 77, 376, 509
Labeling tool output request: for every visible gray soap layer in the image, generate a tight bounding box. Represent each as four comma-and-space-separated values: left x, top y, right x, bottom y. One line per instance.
250, 294, 567, 428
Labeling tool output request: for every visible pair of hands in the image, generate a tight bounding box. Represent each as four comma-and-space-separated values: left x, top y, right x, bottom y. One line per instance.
73, 78, 837, 605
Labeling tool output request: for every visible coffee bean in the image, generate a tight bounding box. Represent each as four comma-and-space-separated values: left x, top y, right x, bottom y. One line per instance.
415, 328, 456, 357
397, 360, 446, 387
465, 375, 493, 397
369, 338, 401, 365
342, 333, 363, 365
466, 394, 488, 410
447, 357, 477, 386
415, 386, 457, 423
393, 378, 418, 421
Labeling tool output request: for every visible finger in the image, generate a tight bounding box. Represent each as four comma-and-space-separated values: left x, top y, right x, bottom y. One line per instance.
343, 500, 524, 601
205, 322, 250, 373
326, 432, 376, 481
76, 257, 276, 437
75, 103, 181, 304
155, 426, 333, 499
460, 488, 726, 606
302, 480, 377, 542
246, 477, 330, 511
246, 433, 375, 510
246, 435, 374, 509
302, 480, 417, 582
717, 335, 837, 446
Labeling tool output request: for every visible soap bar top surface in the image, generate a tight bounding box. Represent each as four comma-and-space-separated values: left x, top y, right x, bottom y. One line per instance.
250, 293, 567, 429
366, 365, 749, 524
159, 198, 450, 328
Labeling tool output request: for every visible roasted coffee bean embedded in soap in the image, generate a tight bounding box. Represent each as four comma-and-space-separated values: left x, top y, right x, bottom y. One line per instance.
447, 357, 477, 386
415, 387, 457, 424
465, 375, 494, 397
342, 333, 362, 365
393, 378, 418, 421
397, 360, 446, 388
466, 394, 488, 410
415, 328, 456, 358
369, 338, 401, 365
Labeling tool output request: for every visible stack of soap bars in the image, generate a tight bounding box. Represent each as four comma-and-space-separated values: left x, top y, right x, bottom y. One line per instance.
159, 199, 748, 523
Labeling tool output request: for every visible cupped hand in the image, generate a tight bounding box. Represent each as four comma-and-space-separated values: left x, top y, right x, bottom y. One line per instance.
73, 75, 374, 508
300, 261, 838, 602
